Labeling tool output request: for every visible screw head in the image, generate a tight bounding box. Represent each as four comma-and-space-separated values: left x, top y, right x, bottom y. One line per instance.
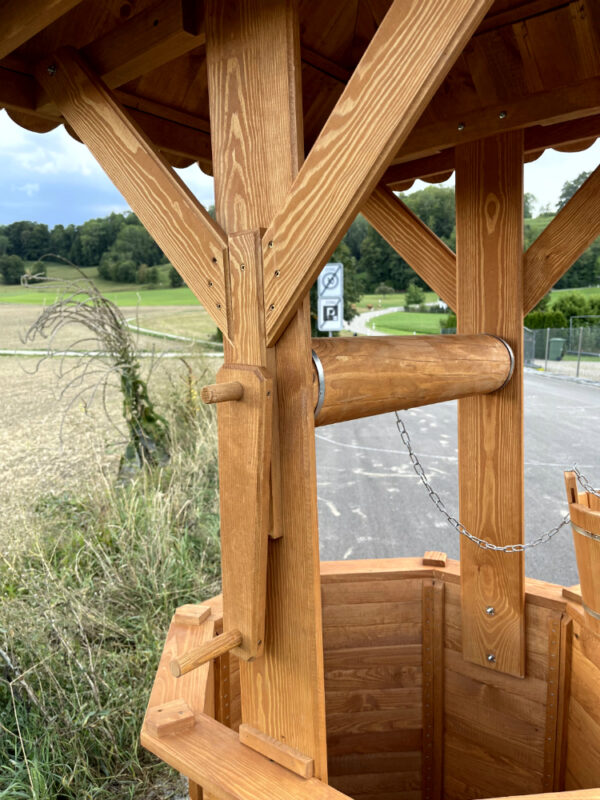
485, 606, 495, 616
268, 240, 273, 248
47, 64, 57, 76
498, 110, 507, 120
487, 653, 496, 663
240, 263, 245, 271
457, 122, 465, 131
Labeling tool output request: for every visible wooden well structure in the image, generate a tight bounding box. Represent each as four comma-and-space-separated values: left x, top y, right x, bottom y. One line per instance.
2, 1, 600, 798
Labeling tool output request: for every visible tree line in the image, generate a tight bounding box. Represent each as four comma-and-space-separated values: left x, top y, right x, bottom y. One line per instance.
1, 172, 597, 300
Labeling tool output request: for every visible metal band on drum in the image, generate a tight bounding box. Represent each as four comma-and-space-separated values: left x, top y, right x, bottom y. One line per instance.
312, 349, 325, 418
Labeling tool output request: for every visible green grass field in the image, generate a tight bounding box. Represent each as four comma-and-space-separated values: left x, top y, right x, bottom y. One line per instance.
549, 286, 600, 304
356, 291, 439, 312
370, 310, 447, 335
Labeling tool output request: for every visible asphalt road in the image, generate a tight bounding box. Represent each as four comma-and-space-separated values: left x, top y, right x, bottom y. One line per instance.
316, 370, 600, 586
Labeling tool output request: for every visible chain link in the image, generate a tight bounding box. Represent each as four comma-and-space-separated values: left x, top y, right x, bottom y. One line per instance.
571, 466, 600, 498
394, 412, 572, 552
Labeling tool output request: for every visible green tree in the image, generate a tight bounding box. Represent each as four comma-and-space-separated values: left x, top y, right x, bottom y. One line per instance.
524, 192, 536, 218
405, 281, 425, 305
552, 292, 589, 322
169, 265, 184, 287
557, 171, 590, 210
0, 254, 46, 284
524, 309, 568, 329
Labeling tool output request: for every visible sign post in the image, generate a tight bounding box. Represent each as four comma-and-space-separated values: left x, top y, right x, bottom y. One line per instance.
317, 262, 344, 334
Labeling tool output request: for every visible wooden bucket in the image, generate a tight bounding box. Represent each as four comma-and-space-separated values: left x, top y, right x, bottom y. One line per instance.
565, 471, 600, 633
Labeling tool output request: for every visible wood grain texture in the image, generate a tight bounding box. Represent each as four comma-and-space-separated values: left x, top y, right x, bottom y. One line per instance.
311, 334, 512, 426
262, 0, 494, 344
216, 364, 272, 660
566, 490, 600, 635
456, 131, 526, 677
239, 724, 314, 779
0, 0, 84, 60
171, 629, 243, 677
82, 0, 205, 89
362, 185, 456, 308
145, 698, 195, 737
206, 0, 328, 779
421, 580, 445, 800
542, 615, 564, 792
142, 712, 348, 800
36, 48, 229, 336
523, 165, 600, 313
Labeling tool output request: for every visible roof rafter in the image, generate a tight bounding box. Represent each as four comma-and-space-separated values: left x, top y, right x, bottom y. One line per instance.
261, 0, 494, 345
0, 0, 85, 61
36, 47, 230, 337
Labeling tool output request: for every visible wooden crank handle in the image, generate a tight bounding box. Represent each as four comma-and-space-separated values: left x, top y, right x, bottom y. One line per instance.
170, 629, 243, 678
201, 382, 243, 404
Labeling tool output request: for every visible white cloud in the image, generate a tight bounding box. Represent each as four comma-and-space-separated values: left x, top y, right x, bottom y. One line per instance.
17, 182, 40, 197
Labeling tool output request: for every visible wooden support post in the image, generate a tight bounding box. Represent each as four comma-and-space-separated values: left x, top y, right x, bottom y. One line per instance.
262, 0, 493, 344
206, 0, 328, 780
456, 131, 526, 677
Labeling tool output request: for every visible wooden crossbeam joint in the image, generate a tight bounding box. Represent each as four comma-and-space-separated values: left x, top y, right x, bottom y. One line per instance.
239, 724, 314, 779
201, 382, 244, 404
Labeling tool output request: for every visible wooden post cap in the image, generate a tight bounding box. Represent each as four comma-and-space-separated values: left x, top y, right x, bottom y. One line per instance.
201, 382, 244, 404
170, 629, 243, 678
173, 604, 211, 626
423, 551, 447, 567
145, 699, 195, 738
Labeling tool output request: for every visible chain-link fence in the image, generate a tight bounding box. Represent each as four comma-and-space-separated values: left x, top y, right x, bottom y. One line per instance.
525, 326, 600, 380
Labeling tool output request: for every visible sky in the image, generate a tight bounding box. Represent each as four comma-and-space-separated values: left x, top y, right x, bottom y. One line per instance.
0, 109, 599, 228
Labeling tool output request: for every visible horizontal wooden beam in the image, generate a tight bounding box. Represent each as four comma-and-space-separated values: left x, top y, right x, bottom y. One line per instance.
262, 0, 493, 345
395, 76, 600, 164
362, 184, 456, 307
383, 113, 600, 188
523, 165, 600, 313
0, 0, 84, 60
312, 334, 512, 426
82, 0, 205, 89
36, 48, 229, 336
142, 712, 347, 800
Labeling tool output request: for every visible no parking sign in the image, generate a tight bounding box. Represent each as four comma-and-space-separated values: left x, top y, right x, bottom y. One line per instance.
317, 262, 344, 332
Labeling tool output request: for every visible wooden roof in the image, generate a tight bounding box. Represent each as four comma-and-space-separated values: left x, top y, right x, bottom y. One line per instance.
1, 0, 599, 185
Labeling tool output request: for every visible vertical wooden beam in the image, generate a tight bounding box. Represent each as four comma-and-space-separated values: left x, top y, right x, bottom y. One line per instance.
455, 131, 526, 677
422, 579, 445, 800
206, 0, 328, 781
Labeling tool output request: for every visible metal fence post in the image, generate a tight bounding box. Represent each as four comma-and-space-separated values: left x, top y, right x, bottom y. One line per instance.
576, 326, 584, 378
544, 327, 550, 372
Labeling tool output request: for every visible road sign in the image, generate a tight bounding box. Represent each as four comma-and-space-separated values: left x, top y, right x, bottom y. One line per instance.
317, 262, 344, 332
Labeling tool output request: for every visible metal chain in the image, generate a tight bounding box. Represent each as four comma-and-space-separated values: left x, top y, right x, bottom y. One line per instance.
394, 412, 571, 552
571, 466, 600, 497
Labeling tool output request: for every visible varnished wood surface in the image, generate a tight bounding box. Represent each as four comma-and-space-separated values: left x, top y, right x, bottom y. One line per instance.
36, 47, 230, 336
262, 0, 493, 344
206, 0, 329, 780
456, 131, 525, 677
362, 185, 456, 309
311, 334, 512, 427
524, 165, 600, 314
0, 0, 84, 60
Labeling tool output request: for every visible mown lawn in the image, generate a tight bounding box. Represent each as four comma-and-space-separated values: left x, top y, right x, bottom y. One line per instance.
549, 286, 600, 304
356, 291, 439, 312
370, 310, 448, 335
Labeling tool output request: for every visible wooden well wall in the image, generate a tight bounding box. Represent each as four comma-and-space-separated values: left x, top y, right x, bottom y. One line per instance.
210, 559, 600, 800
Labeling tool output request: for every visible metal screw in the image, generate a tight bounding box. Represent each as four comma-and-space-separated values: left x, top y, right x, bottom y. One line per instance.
485, 606, 495, 616
268, 240, 273, 248
208, 280, 213, 287
240, 263, 245, 271
212, 257, 218, 263
274, 270, 280, 277
47, 64, 57, 76
498, 110, 507, 120
487, 653, 496, 663
269, 304, 275, 310
457, 122, 465, 131
216, 303, 221, 309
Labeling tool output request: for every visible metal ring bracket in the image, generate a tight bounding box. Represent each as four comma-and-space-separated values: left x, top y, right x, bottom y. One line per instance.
484, 334, 515, 389
312, 349, 325, 418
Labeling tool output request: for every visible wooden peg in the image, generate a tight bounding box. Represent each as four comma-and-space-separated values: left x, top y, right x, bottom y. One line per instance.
170, 629, 242, 678
201, 382, 244, 404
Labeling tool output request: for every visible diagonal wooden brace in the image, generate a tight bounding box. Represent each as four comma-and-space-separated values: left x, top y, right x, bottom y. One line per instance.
216, 364, 273, 662
36, 47, 231, 339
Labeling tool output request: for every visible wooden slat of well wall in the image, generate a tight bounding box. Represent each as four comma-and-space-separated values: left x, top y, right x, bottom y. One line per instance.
565, 619, 600, 791
442, 581, 565, 800
322, 576, 424, 799
421, 580, 444, 800
205, 0, 328, 778
456, 130, 525, 677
